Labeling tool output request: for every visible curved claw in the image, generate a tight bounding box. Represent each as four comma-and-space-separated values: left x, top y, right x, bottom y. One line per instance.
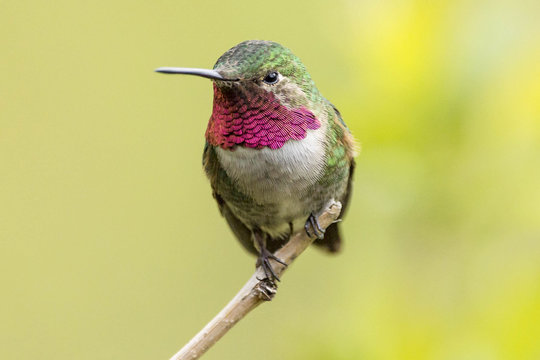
259, 250, 287, 283
304, 221, 313, 238
305, 213, 325, 239
262, 257, 280, 282
254, 231, 287, 284
268, 253, 288, 267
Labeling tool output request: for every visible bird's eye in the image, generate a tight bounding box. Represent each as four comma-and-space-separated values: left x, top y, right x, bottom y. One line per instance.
262, 71, 279, 85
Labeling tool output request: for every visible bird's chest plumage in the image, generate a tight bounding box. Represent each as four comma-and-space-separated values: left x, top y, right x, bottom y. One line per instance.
215, 129, 327, 231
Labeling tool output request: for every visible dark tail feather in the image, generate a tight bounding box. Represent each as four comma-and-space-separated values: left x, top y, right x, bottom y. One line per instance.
314, 222, 342, 253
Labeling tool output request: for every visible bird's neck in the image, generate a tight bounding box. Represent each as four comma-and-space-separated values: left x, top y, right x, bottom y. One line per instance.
205, 84, 321, 150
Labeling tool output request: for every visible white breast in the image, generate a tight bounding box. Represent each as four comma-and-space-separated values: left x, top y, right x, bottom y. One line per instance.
215, 128, 326, 209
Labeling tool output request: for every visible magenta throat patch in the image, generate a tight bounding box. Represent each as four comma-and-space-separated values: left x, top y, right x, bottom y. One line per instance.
205, 84, 320, 150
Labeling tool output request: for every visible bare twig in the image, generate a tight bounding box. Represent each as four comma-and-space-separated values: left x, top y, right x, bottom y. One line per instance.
168, 201, 342, 360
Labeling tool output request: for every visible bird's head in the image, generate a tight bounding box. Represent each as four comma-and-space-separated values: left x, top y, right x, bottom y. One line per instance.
157, 40, 325, 150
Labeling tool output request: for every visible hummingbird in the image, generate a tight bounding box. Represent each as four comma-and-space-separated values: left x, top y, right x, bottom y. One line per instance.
157, 40, 356, 284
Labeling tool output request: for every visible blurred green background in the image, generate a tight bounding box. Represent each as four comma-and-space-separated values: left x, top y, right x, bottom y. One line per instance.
2, 0, 540, 359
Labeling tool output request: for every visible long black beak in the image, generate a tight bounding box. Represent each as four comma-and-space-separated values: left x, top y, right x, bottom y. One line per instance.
154, 67, 238, 81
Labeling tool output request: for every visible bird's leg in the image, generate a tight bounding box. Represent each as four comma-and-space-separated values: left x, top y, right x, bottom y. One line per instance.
253, 230, 287, 284
288, 222, 294, 237
304, 212, 325, 239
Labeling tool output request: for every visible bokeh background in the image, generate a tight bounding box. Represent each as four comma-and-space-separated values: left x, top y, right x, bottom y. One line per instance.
2, 0, 540, 359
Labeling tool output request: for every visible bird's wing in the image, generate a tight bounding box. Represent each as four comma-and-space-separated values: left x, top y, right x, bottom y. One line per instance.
313, 103, 357, 252
202, 143, 258, 255
319, 158, 355, 251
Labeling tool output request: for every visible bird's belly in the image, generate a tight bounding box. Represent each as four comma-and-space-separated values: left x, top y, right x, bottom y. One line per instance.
216, 132, 327, 236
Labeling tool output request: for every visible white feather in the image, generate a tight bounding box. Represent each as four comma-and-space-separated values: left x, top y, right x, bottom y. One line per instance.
215, 128, 327, 236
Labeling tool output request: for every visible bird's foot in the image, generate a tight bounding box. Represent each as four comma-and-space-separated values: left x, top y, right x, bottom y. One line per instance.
304, 212, 325, 240
256, 247, 287, 285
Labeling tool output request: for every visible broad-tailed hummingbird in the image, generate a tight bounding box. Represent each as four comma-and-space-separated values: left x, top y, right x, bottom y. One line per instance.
157, 40, 356, 284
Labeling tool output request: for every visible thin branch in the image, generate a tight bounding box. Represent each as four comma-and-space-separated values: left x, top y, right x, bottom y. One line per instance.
168, 201, 342, 360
